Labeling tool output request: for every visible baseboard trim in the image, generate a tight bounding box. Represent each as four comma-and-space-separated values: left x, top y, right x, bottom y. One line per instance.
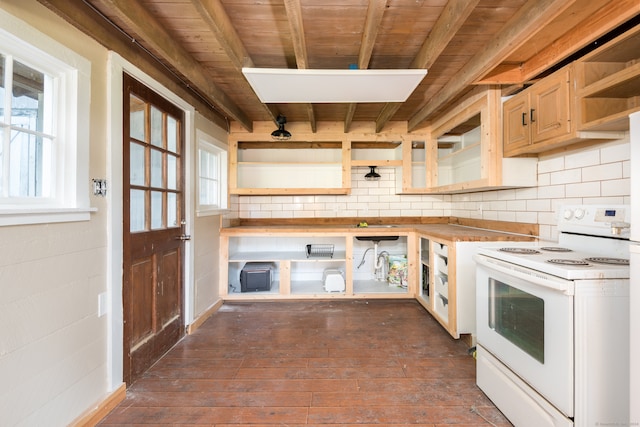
187, 298, 223, 334
70, 382, 126, 427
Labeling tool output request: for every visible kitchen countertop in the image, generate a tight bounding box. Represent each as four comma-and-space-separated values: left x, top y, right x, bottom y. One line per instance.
220, 222, 538, 243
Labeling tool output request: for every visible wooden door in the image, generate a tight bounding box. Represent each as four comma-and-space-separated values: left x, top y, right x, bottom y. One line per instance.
529, 67, 571, 144
502, 92, 530, 157
122, 74, 186, 385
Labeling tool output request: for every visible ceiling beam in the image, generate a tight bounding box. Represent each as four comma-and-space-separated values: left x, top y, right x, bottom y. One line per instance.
345, 0, 388, 133
189, 0, 278, 124
477, 0, 640, 85
36, 0, 229, 129
93, 0, 253, 131
519, 0, 640, 82
408, 0, 576, 131
284, 0, 316, 132
375, 0, 479, 132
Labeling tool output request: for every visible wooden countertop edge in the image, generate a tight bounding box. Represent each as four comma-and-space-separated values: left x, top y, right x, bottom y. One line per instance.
222, 216, 539, 242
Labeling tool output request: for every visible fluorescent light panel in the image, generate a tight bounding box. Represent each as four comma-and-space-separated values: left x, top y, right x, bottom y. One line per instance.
242, 68, 427, 103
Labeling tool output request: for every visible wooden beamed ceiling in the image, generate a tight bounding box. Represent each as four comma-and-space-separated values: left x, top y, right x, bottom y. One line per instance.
39, 0, 640, 133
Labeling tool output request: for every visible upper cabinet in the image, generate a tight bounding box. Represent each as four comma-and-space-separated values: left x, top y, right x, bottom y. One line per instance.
503, 66, 573, 156
228, 121, 425, 196
230, 140, 348, 195
575, 24, 640, 132
504, 53, 630, 157
425, 88, 537, 193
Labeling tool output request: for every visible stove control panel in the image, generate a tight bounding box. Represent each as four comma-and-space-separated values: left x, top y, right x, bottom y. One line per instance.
559, 205, 630, 238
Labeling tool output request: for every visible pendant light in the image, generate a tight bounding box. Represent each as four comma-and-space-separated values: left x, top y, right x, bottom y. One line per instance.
365, 166, 381, 181
271, 114, 291, 141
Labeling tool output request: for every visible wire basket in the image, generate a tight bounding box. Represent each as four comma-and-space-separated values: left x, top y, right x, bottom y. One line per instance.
306, 244, 334, 258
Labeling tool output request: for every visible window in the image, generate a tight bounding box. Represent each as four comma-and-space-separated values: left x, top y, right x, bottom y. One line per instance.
0, 10, 91, 225
197, 130, 227, 214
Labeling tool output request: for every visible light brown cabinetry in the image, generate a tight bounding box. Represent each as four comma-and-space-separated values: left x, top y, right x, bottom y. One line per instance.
228, 121, 424, 196
576, 24, 640, 131
427, 88, 537, 193
220, 230, 414, 299
503, 63, 625, 157
417, 236, 477, 339
503, 66, 573, 157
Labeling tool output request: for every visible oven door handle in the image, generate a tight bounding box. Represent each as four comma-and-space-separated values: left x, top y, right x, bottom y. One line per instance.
474, 254, 574, 295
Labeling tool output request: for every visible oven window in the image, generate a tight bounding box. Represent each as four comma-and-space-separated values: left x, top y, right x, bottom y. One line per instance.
489, 278, 544, 363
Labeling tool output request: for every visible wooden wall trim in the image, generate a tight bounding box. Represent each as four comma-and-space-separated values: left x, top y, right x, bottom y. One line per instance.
187, 299, 224, 334
69, 383, 126, 427
450, 217, 539, 236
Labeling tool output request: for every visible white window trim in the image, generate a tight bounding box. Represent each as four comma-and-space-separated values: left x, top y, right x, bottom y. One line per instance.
0, 9, 92, 226
196, 129, 228, 216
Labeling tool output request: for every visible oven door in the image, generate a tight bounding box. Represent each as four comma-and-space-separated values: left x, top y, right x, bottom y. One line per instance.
475, 254, 574, 417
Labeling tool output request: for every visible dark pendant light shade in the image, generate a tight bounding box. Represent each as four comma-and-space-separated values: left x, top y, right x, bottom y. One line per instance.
365, 166, 381, 181
271, 114, 292, 140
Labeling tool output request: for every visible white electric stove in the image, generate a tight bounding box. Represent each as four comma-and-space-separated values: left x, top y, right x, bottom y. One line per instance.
475, 205, 630, 427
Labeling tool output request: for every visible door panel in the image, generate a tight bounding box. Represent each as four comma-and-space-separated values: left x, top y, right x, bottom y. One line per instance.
123, 73, 185, 385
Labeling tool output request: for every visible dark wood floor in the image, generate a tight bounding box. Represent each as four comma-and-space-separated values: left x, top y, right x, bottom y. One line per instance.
99, 299, 512, 426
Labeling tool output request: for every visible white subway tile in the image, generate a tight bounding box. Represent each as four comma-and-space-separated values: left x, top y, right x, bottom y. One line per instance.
564, 148, 600, 169
601, 178, 630, 196
581, 163, 622, 182
600, 140, 630, 163
565, 181, 600, 198
537, 155, 565, 173
550, 168, 582, 185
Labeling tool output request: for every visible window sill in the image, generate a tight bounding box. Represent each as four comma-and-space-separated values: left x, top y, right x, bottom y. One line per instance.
0, 207, 98, 227
196, 208, 230, 217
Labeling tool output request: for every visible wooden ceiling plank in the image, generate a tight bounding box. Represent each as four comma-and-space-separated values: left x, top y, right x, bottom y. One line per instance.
345, 0, 388, 132
519, 0, 640, 82
188, 0, 253, 70
375, 0, 479, 132
284, 0, 309, 69
358, 0, 388, 69
190, 0, 278, 124
408, 0, 577, 131
284, 0, 316, 132
344, 103, 357, 133
93, 0, 253, 131
36, 0, 229, 129
411, 0, 480, 70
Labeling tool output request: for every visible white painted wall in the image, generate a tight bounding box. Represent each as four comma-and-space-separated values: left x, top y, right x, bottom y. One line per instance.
0, 2, 228, 425
0, 2, 110, 425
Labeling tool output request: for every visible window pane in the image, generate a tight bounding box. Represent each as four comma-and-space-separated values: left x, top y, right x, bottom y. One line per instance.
9, 130, 51, 197
150, 106, 163, 147
129, 95, 146, 141
150, 148, 163, 188
150, 190, 163, 229
167, 192, 177, 227
11, 61, 46, 135
130, 189, 146, 232
167, 115, 177, 153
167, 154, 177, 190
130, 142, 145, 185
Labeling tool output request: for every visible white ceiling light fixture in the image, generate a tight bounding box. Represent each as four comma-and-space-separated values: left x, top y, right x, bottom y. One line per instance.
242, 68, 427, 103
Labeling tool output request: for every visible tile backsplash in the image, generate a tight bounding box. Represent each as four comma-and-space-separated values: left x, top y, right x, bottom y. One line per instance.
232, 138, 630, 242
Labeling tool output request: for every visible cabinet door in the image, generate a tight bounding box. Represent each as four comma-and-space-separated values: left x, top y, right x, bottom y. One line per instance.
529, 68, 571, 144
503, 93, 530, 156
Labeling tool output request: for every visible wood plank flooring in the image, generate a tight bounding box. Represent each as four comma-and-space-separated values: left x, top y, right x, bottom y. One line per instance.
98, 300, 512, 426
